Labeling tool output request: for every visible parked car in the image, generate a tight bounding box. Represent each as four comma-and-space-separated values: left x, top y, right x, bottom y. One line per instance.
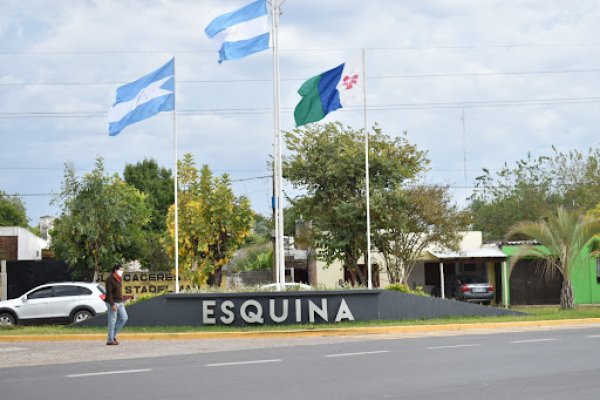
445, 274, 494, 304
0, 282, 108, 326
259, 283, 313, 291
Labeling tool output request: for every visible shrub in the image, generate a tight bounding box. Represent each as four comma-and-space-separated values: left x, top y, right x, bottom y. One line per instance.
385, 283, 429, 297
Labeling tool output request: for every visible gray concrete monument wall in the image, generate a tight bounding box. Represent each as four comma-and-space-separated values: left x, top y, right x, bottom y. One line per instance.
79, 290, 522, 328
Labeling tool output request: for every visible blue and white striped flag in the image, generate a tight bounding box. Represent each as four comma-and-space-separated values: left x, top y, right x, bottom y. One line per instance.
108, 58, 174, 136
204, 0, 270, 63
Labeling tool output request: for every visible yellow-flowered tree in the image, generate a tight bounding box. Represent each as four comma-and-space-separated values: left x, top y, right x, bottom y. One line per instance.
166, 154, 253, 287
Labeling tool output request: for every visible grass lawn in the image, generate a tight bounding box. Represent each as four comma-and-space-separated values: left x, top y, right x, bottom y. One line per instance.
1, 305, 599, 336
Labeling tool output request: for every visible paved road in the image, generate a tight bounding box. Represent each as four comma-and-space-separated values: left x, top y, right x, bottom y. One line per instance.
2, 326, 600, 399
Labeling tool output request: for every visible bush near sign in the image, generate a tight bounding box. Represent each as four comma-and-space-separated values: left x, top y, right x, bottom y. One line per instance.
96, 272, 192, 296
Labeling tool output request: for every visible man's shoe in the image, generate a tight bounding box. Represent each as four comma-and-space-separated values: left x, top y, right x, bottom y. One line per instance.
113, 338, 120, 345
106, 341, 119, 346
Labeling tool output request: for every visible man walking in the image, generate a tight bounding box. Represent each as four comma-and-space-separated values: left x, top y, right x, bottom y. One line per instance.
105, 264, 128, 345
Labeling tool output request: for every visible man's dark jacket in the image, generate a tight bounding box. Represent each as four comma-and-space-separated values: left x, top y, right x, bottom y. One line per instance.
105, 274, 123, 306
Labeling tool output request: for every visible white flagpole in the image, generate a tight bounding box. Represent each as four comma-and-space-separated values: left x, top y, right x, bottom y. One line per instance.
173, 57, 180, 293
271, 0, 285, 291
363, 48, 373, 290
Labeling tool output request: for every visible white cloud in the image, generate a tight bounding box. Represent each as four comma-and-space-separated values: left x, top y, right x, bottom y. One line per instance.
1, 0, 600, 224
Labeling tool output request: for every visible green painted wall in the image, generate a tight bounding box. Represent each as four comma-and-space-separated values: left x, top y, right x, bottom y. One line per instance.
501, 245, 600, 305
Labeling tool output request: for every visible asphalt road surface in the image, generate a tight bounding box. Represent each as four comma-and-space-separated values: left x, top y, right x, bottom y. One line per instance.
2, 326, 600, 400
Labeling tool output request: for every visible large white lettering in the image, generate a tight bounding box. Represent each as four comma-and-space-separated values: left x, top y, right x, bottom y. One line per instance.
308, 299, 328, 323
220, 300, 235, 324
334, 299, 354, 322
295, 299, 302, 322
200, 297, 355, 325
202, 300, 217, 324
269, 299, 288, 323
240, 299, 264, 324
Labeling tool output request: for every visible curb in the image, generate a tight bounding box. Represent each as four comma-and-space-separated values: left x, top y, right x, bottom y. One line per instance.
1, 318, 600, 342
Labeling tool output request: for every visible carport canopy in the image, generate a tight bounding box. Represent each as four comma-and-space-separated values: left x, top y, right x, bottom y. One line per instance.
424, 246, 507, 300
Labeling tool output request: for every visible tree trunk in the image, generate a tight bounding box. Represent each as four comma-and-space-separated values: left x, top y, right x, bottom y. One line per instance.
560, 279, 574, 310
208, 266, 223, 287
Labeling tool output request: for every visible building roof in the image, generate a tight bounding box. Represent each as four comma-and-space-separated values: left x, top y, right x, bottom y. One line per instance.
427, 245, 507, 261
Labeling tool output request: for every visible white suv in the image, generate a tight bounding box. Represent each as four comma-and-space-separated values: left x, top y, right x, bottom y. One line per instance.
0, 282, 108, 326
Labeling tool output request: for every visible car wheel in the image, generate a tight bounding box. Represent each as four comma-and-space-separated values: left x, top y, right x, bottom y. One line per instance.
0, 312, 16, 326
72, 309, 93, 323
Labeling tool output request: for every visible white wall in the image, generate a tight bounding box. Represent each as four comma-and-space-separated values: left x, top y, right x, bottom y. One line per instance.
0, 227, 47, 260
314, 231, 485, 288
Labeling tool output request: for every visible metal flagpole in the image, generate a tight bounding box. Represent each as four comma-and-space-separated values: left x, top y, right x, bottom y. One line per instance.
363, 48, 373, 290
271, 0, 285, 291
173, 57, 180, 293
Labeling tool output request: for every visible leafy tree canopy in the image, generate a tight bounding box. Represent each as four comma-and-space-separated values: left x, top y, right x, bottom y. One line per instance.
123, 159, 174, 270
166, 154, 254, 287
283, 122, 428, 285
51, 157, 151, 279
123, 158, 173, 232
0, 190, 28, 227
373, 185, 470, 284
470, 146, 600, 241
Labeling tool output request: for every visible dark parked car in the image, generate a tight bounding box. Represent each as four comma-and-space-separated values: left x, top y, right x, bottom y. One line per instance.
445, 274, 494, 304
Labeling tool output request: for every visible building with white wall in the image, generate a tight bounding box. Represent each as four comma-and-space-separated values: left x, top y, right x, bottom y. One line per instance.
315, 231, 506, 297
0, 227, 48, 260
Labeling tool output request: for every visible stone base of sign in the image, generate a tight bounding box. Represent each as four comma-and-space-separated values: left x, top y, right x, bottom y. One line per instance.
79, 290, 522, 328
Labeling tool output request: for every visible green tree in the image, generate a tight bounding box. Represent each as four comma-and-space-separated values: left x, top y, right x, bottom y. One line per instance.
373, 185, 470, 284
123, 159, 173, 232
0, 190, 28, 227
123, 159, 174, 270
166, 154, 254, 286
51, 158, 151, 280
470, 147, 600, 241
469, 154, 557, 241
283, 122, 427, 285
507, 207, 600, 309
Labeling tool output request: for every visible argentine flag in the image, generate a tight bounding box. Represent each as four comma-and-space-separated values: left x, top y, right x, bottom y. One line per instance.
108, 59, 175, 136
204, 0, 270, 63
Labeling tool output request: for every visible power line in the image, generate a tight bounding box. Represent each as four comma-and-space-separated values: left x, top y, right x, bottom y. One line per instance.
2, 42, 600, 55
1, 95, 599, 119
2, 67, 600, 87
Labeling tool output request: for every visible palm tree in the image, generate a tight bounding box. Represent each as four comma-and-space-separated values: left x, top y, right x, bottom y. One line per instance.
507, 207, 600, 309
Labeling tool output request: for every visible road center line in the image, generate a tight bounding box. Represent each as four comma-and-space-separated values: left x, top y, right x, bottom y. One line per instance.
325, 350, 390, 358
205, 359, 282, 367
66, 369, 152, 378
0, 347, 27, 353
425, 344, 480, 350
511, 338, 557, 344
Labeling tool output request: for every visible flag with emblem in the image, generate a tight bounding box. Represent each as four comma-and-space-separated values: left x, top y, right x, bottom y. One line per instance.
293, 60, 362, 127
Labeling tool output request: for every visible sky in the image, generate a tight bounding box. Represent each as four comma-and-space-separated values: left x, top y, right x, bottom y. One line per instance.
1, 0, 600, 227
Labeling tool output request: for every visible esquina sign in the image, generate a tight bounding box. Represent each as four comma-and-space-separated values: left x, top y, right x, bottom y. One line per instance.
201, 298, 355, 325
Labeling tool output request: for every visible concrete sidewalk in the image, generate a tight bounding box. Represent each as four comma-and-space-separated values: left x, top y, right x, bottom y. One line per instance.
2, 318, 600, 342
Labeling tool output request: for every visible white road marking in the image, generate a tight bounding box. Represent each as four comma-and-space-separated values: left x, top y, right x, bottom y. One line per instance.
66, 369, 152, 378
325, 350, 390, 358
205, 359, 282, 367
425, 344, 480, 350
511, 338, 557, 344
586, 335, 600, 338
0, 346, 27, 353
